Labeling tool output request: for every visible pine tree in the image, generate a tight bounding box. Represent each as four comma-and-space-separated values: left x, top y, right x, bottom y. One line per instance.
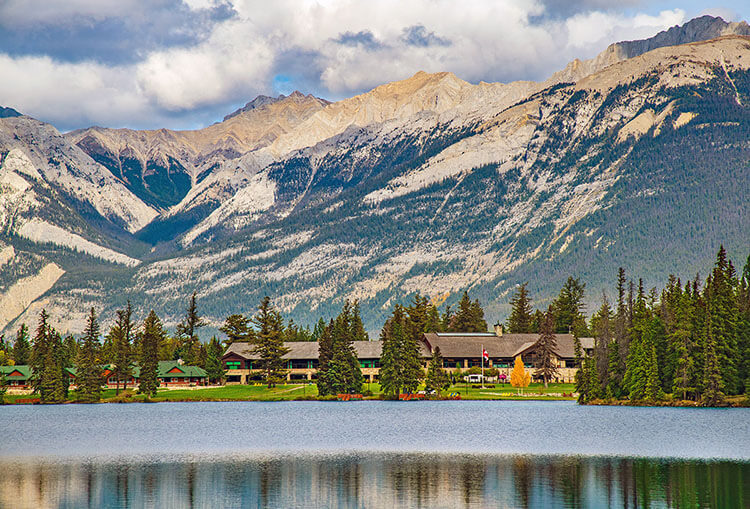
139, 310, 164, 397
534, 309, 558, 387
350, 300, 369, 341
220, 314, 252, 347
316, 321, 335, 396
702, 315, 724, 406
704, 246, 739, 394
591, 296, 613, 387
251, 296, 290, 387
0, 367, 6, 404
176, 292, 206, 365
606, 339, 622, 397
317, 302, 363, 395
737, 253, 750, 394
379, 306, 422, 397
49, 330, 68, 403
30, 310, 54, 402
508, 283, 534, 333
109, 302, 135, 395
553, 277, 588, 336
13, 324, 30, 365
76, 308, 102, 403
425, 346, 450, 396
205, 337, 226, 384
447, 291, 487, 332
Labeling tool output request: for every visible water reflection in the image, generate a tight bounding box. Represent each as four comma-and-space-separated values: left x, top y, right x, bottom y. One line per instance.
1, 454, 747, 509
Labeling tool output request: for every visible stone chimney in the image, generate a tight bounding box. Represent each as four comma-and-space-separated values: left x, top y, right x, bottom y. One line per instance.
494, 323, 503, 337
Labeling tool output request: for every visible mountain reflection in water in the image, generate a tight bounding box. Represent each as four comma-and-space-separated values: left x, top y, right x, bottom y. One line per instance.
1, 454, 747, 509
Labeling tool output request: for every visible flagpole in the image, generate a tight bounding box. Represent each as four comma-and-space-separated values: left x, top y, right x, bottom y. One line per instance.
481, 344, 485, 389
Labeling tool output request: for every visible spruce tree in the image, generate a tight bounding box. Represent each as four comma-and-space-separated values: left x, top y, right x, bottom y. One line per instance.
76, 307, 102, 403
220, 314, 252, 346
379, 306, 422, 397
446, 291, 487, 332
702, 316, 724, 406
30, 310, 54, 402
205, 337, 226, 384
109, 302, 135, 395
316, 321, 335, 396
251, 296, 290, 387
508, 283, 534, 333
534, 309, 558, 387
49, 330, 68, 403
350, 300, 369, 341
13, 324, 30, 365
704, 246, 739, 394
139, 310, 164, 397
0, 367, 6, 404
176, 291, 206, 365
425, 346, 450, 396
553, 277, 588, 336
317, 302, 363, 395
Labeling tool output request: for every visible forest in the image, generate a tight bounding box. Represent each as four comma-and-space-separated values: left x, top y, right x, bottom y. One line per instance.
0, 245, 748, 406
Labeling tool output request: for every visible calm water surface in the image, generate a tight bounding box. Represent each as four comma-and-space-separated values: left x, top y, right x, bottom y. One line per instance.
1, 401, 748, 508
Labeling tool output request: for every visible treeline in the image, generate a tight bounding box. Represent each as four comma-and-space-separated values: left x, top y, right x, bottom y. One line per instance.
0, 293, 225, 403
504, 246, 750, 405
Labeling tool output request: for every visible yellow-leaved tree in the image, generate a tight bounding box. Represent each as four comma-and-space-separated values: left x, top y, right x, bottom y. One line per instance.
510, 355, 531, 394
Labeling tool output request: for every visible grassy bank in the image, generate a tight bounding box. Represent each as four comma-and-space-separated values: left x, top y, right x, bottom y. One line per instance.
4, 382, 577, 404
587, 395, 750, 408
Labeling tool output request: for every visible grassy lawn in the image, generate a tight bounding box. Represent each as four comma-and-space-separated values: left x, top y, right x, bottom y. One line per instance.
3, 382, 577, 404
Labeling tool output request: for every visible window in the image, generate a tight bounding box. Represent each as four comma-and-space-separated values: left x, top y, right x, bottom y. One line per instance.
226, 361, 242, 370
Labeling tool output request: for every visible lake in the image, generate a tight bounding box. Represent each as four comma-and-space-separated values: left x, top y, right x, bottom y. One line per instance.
1, 401, 748, 508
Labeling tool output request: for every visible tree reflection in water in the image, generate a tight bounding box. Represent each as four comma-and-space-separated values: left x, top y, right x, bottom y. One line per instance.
0, 454, 746, 508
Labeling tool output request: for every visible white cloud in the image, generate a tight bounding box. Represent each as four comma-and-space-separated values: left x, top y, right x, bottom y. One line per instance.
0, 0, 703, 130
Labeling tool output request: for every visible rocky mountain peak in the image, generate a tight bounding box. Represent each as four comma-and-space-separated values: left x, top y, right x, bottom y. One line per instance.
614, 15, 750, 60
546, 15, 750, 87
0, 106, 22, 119
223, 91, 330, 121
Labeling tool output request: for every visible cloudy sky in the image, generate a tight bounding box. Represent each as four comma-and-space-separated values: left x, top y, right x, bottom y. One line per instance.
1, 0, 747, 131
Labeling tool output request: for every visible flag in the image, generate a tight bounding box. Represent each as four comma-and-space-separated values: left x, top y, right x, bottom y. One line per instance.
482, 348, 489, 363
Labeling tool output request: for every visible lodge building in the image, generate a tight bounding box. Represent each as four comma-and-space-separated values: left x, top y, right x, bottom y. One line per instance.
0, 361, 207, 391
222, 329, 594, 384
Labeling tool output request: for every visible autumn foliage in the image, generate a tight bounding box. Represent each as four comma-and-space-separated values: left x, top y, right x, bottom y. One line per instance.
510, 355, 531, 393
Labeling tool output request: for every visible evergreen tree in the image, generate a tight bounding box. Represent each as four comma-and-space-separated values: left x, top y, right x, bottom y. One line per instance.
205, 337, 226, 384
534, 309, 559, 387
553, 277, 588, 336
30, 310, 53, 402
76, 307, 102, 403
49, 330, 68, 403
425, 346, 450, 396
508, 283, 534, 333
312, 318, 327, 342
737, 253, 750, 394
109, 301, 135, 395
379, 306, 422, 397
0, 367, 6, 404
702, 313, 724, 406
175, 291, 206, 364
447, 291, 487, 332
220, 314, 252, 347
350, 300, 369, 341
704, 246, 739, 394
251, 296, 290, 387
591, 295, 613, 387
139, 310, 164, 397
316, 321, 335, 396
317, 302, 364, 395
13, 324, 30, 365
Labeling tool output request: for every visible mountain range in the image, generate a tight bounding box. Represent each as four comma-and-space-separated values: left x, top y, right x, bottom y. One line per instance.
1, 15, 749, 336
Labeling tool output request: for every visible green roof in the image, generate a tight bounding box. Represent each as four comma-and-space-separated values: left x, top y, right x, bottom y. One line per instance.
1, 365, 31, 380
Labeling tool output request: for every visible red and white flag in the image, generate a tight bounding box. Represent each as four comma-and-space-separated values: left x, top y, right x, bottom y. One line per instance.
482, 348, 489, 362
